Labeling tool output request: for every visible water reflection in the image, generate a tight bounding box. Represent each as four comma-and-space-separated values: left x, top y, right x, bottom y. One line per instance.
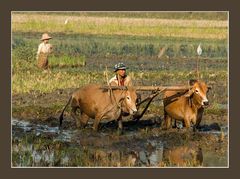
12, 118, 228, 167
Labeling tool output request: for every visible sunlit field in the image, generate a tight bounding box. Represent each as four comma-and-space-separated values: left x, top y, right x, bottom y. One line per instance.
12, 12, 228, 167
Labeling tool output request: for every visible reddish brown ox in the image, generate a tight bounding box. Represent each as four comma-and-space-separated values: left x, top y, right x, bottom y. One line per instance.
59, 84, 137, 132
163, 80, 210, 130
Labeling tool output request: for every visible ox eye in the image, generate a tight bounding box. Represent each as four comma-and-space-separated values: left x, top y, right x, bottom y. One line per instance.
195, 89, 199, 93
126, 96, 130, 100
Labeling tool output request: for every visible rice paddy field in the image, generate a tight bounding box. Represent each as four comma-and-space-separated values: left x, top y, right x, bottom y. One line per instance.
12, 12, 228, 167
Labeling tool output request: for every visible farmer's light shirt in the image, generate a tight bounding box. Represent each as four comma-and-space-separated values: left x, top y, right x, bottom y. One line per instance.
36, 42, 53, 58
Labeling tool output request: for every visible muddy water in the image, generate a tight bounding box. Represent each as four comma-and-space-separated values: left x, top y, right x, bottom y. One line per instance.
12, 118, 228, 167
12, 119, 75, 142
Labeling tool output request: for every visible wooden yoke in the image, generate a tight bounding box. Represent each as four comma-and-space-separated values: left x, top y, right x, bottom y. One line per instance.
100, 85, 192, 92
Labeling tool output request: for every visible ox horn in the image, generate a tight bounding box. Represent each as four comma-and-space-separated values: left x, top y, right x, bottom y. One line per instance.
189, 79, 198, 86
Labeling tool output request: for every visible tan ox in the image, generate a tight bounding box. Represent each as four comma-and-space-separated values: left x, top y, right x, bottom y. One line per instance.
163, 80, 210, 130
59, 84, 137, 131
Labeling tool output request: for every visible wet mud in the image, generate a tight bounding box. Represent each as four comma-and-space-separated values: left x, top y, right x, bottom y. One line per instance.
12, 90, 228, 167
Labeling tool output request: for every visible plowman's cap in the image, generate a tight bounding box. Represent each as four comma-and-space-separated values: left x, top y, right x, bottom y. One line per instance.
114, 62, 127, 72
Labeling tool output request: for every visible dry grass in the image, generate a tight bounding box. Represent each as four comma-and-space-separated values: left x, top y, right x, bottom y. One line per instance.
12, 13, 228, 40
12, 13, 228, 27
12, 70, 96, 94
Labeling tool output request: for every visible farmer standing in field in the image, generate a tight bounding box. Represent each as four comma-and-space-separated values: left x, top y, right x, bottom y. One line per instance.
36, 33, 53, 69
109, 62, 133, 86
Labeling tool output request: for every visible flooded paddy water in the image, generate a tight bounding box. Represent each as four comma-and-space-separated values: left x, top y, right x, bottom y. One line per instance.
12, 110, 228, 167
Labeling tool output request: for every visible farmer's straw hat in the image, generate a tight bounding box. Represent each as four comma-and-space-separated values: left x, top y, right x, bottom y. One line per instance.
41, 33, 52, 41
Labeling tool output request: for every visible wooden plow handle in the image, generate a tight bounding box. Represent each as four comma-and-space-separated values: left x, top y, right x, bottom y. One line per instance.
133, 89, 164, 122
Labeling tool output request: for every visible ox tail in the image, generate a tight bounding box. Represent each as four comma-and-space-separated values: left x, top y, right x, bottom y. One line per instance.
59, 96, 72, 127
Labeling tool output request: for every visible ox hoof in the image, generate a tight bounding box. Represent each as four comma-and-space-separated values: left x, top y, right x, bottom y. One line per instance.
182, 127, 193, 133
58, 126, 63, 131
117, 129, 124, 136
161, 126, 168, 130
193, 126, 200, 132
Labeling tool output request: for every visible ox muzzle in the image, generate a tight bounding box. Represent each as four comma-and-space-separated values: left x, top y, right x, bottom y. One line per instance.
129, 107, 137, 115
202, 99, 209, 107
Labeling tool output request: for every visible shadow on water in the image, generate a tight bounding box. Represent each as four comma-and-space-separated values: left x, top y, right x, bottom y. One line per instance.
12, 118, 228, 167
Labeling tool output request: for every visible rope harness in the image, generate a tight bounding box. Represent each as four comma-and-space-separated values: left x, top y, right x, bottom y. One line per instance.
98, 85, 125, 121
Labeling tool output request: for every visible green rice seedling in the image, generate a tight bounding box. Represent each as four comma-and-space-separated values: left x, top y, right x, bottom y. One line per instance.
49, 55, 86, 68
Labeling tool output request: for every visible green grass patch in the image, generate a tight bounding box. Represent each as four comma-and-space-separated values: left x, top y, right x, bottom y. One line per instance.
13, 32, 227, 59
50, 55, 86, 68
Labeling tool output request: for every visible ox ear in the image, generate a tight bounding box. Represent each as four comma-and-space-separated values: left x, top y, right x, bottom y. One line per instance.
185, 79, 197, 97
184, 89, 194, 97
206, 86, 212, 93
189, 79, 198, 86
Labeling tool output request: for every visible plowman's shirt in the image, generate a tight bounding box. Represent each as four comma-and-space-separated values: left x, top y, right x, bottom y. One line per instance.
108, 75, 132, 86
